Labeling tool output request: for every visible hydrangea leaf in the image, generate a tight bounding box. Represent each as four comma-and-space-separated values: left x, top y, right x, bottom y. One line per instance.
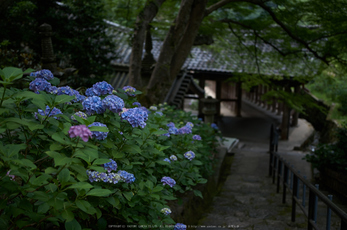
86, 189, 113, 197
65, 218, 81, 230
54, 95, 75, 105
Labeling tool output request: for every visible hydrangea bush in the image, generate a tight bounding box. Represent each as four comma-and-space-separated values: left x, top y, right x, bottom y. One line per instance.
0, 67, 222, 230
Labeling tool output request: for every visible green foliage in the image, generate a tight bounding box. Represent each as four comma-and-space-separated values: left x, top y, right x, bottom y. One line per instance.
305, 123, 347, 172
0, 67, 221, 229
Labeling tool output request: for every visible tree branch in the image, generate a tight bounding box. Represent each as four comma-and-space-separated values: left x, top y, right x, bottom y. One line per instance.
253, 0, 330, 65
205, 0, 243, 16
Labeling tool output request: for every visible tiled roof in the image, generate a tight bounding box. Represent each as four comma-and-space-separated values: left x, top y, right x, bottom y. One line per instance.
107, 22, 321, 78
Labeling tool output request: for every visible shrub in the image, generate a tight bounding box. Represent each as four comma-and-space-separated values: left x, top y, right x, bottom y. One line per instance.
304, 123, 347, 173
0, 67, 221, 229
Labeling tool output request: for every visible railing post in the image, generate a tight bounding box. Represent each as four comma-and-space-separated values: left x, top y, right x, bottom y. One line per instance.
282, 164, 288, 204
326, 195, 333, 230
308, 188, 315, 230
272, 154, 277, 184
314, 184, 319, 223
302, 176, 307, 207
277, 159, 282, 193
291, 174, 298, 222
269, 151, 273, 177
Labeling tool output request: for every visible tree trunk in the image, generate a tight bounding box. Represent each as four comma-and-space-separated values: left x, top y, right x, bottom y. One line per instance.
128, 0, 166, 89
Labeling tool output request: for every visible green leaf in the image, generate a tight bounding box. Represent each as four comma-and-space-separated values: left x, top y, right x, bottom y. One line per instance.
61, 208, 74, 222
37, 203, 50, 214
192, 160, 203, 166
32, 99, 46, 111
2, 117, 44, 131
58, 168, 70, 183
65, 219, 81, 230
149, 194, 160, 200
32, 191, 50, 202
88, 126, 109, 132
145, 180, 153, 190
1, 143, 26, 158
45, 183, 58, 192
152, 186, 163, 193
86, 189, 113, 197
93, 158, 111, 165
75, 200, 96, 215
2, 67, 22, 81
50, 143, 63, 151
122, 144, 141, 154
31, 174, 51, 186
52, 132, 70, 145
11, 159, 37, 169
54, 95, 75, 105
122, 191, 133, 201
193, 190, 203, 199
67, 182, 93, 190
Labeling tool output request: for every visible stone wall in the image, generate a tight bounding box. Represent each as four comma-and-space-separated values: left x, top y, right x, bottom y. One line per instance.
299, 92, 339, 144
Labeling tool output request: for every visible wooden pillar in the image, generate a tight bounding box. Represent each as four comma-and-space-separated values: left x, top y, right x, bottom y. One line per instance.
257, 85, 262, 105
266, 86, 272, 110
281, 86, 292, 140
216, 81, 222, 119
277, 87, 283, 115
198, 79, 205, 119
235, 82, 242, 117
291, 85, 300, 126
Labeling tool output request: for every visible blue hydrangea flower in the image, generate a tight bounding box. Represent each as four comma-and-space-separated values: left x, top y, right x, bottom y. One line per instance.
149, 106, 157, 111
123, 86, 136, 96
155, 111, 163, 116
167, 122, 175, 128
174, 223, 187, 230
47, 86, 58, 93
29, 78, 52, 93
161, 176, 176, 187
161, 208, 171, 215
71, 111, 88, 122
192, 135, 202, 140
184, 151, 195, 161
177, 126, 192, 135
168, 127, 178, 135
82, 96, 105, 115
54, 86, 75, 96
75, 94, 86, 103
118, 170, 135, 183
88, 122, 108, 140
86, 170, 121, 184
211, 123, 218, 129
163, 158, 171, 163
93, 81, 114, 95
85, 87, 98, 97
170, 155, 177, 161
121, 107, 148, 128
30, 69, 54, 81
132, 102, 141, 107
104, 159, 117, 173
160, 128, 170, 137
186, 122, 194, 127
35, 105, 63, 119
37, 69, 54, 81
102, 95, 125, 113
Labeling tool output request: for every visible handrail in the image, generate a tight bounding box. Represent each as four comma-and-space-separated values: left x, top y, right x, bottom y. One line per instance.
269, 124, 347, 230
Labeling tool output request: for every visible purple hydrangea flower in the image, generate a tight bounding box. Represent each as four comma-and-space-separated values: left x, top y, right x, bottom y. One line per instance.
123, 86, 136, 96
177, 126, 192, 135
68, 125, 92, 142
118, 170, 135, 183
103, 159, 118, 173
6, 170, 15, 181
85, 87, 98, 97
161, 208, 171, 215
163, 158, 171, 163
121, 107, 148, 128
35, 105, 62, 119
161, 176, 176, 187
82, 96, 105, 115
132, 102, 141, 107
174, 223, 187, 230
71, 111, 88, 122
93, 81, 114, 95
29, 78, 52, 93
192, 135, 201, 140
88, 122, 108, 140
184, 151, 195, 161
170, 155, 177, 161
102, 95, 124, 113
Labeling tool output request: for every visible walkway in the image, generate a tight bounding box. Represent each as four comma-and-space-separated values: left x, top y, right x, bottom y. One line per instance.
196, 99, 318, 229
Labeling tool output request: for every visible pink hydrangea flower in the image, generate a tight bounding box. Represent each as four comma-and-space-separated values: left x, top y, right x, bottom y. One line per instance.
68, 125, 92, 142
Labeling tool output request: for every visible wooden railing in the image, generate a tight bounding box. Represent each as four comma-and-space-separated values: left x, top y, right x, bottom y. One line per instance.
269, 125, 347, 230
